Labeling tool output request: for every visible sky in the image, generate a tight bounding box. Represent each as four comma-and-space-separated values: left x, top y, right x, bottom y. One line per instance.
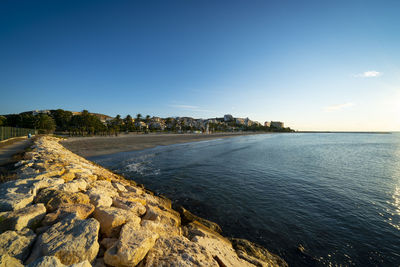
0, 0, 399, 131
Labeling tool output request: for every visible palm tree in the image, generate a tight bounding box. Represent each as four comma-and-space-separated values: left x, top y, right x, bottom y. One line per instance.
136, 113, 142, 122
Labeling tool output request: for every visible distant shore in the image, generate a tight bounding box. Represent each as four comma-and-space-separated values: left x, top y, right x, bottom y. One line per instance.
62, 132, 266, 157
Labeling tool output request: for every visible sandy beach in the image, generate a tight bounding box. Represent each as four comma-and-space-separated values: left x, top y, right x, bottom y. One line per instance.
62, 132, 262, 157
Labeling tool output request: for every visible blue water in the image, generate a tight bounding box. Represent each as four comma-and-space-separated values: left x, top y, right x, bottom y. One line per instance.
89, 133, 400, 266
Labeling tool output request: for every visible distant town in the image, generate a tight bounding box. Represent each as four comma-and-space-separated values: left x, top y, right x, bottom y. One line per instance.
0, 109, 293, 135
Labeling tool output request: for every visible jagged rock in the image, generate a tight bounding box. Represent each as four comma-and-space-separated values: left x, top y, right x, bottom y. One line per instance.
112, 181, 127, 192
176, 205, 222, 234
142, 193, 172, 209
27, 255, 65, 267
88, 193, 112, 207
70, 260, 92, 267
141, 219, 181, 238
0, 203, 46, 232
0, 254, 24, 267
230, 238, 288, 267
117, 192, 147, 205
184, 222, 254, 267
0, 178, 64, 212
27, 255, 92, 267
93, 206, 140, 237
104, 222, 159, 267
125, 185, 143, 195
0, 228, 36, 261
49, 179, 88, 193
27, 217, 100, 265
144, 236, 218, 267
58, 171, 75, 182
142, 204, 181, 227
42, 203, 94, 226
87, 180, 119, 207
34, 188, 90, 212
112, 196, 146, 216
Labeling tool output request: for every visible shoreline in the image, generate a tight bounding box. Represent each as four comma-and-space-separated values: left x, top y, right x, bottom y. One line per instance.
0, 136, 287, 266
62, 132, 268, 157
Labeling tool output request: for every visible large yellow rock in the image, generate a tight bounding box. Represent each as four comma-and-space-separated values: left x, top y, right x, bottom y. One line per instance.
0, 203, 46, 232
27, 218, 100, 265
104, 222, 159, 267
35, 188, 90, 212
0, 228, 36, 261
144, 236, 217, 267
93, 206, 140, 237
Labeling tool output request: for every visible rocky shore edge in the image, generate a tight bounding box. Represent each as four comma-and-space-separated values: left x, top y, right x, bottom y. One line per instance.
0, 136, 288, 267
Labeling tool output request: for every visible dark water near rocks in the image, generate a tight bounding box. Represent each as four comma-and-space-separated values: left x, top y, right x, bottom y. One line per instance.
89, 133, 400, 266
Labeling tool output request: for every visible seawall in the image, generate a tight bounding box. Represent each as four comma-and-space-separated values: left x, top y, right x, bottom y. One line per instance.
0, 136, 287, 267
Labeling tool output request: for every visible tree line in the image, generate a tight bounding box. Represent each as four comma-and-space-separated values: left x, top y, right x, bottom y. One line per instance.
0, 109, 149, 136
0, 109, 294, 135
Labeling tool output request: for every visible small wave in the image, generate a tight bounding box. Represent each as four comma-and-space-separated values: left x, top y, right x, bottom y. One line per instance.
121, 153, 160, 176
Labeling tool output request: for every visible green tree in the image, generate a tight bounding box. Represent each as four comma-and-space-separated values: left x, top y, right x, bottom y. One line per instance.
0, 116, 6, 126
145, 115, 151, 123
50, 109, 73, 131
35, 114, 56, 134
136, 113, 142, 122
124, 115, 134, 132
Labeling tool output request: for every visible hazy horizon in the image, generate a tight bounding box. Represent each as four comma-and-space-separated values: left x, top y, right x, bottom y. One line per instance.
1, 0, 399, 131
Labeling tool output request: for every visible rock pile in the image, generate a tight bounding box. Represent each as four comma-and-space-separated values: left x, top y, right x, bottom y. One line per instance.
0, 136, 287, 267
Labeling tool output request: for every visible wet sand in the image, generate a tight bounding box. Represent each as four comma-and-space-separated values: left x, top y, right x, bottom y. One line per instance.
62, 132, 261, 157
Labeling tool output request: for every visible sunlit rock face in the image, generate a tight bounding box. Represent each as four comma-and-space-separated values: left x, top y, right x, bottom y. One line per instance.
0, 136, 287, 267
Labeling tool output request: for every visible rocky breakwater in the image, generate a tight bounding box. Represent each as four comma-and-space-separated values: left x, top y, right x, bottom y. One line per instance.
0, 136, 287, 267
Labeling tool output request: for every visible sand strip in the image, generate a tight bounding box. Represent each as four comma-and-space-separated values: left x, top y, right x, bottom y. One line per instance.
61, 133, 264, 157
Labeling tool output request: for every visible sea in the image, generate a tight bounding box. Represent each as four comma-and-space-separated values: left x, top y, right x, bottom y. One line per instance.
89, 133, 400, 266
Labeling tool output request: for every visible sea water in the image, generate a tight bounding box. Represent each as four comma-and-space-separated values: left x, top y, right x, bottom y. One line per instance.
89, 133, 400, 266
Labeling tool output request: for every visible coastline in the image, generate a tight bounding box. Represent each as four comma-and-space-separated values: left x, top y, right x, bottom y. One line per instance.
0, 136, 287, 266
62, 132, 267, 157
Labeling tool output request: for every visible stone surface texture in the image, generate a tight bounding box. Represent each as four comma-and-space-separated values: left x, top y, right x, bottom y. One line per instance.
0, 136, 287, 267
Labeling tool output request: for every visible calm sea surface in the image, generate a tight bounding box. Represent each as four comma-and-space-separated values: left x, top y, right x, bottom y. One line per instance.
89, 133, 400, 266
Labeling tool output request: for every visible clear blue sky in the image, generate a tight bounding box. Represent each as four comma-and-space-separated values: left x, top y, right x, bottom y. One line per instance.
1, 0, 399, 131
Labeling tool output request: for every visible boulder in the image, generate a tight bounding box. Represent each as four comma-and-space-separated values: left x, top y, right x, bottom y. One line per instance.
0, 254, 24, 267
112, 196, 146, 216
111, 181, 127, 192
27, 218, 100, 265
104, 222, 159, 267
70, 260, 92, 267
27, 255, 92, 267
144, 236, 218, 267
230, 238, 288, 267
86, 181, 118, 207
93, 206, 140, 237
58, 171, 75, 182
176, 205, 222, 234
34, 188, 90, 212
0, 178, 64, 212
184, 222, 253, 267
141, 219, 181, 238
50, 179, 88, 193
27, 255, 66, 267
142, 204, 181, 227
0, 228, 36, 261
0, 203, 46, 232
41, 203, 94, 226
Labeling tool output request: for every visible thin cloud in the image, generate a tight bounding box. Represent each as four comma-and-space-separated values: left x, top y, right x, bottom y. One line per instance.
354, 71, 382, 78
323, 102, 355, 112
